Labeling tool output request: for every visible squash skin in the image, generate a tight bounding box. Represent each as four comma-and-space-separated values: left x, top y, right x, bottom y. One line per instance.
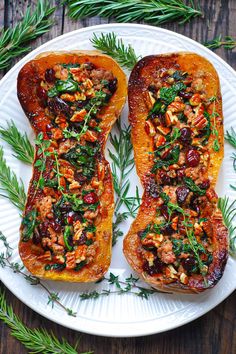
124, 53, 228, 293
17, 51, 127, 282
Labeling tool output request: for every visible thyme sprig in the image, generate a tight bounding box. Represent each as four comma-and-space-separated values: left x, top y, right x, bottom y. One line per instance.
225, 128, 236, 149
0, 290, 93, 354
0, 0, 55, 70
0, 232, 77, 317
0, 147, 26, 210
65, 0, 202, 25
0, 121, 34, 164
218, 197, 236, 255
80, 272, 167, 300
91, 32, 139, 71
204, 35, 236, 50
109, 121, 141, 245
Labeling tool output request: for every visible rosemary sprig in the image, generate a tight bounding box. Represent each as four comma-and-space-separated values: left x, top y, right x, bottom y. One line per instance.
80, 272, 167, 300
0, 290, 93, 354
64, 0, 202, 25
218, 197, 236, 255
0, 147, 26, 210
0, 0, 55, 70
91, 32, 139, 71
204, 35, 236, 50
109, 121, 141, 244
0, 121, 34, 164
0, 232, 77, 317
225, 128, 236, 149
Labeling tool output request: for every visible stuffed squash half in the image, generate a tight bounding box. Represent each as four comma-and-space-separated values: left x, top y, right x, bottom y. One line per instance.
124, 53, 228, 293
17, 51, 126, 282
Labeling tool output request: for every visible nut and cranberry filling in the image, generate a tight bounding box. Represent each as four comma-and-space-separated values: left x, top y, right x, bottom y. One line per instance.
140, 68, 221, 285
21, 62, 118, 272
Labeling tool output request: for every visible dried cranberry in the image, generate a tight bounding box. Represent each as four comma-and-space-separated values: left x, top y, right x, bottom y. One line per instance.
143, 258, 164, 275
176, 186, 190, 205
45, 68, 56, 83
198, 179, 210, 190
190, 196, 200, 215
74, 172, 88, 184
161, 224, 174, 235
186, 149, 200, 167
148, 84, 157, 93
179, 127, 192, 144
85, 62, 95, 70
32, 228, 41, 244
160, 205, 169, 220
48, 97, 72, 116
49, 219, 62, 232
77, 231, 87, 245
182, 257, 197, 273
146, 179, 159, 198
159, 170, 171, 185
176, 168, 185, 181
179, 91, 193, 100
67, 211, 80, 224
108, 78, 118, 94
83, 192, 98, 204
36, 86, 47, 106
39, 221, 50, 238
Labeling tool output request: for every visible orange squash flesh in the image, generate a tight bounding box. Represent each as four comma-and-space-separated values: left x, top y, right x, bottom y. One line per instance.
124, 53, 228, 293
17, 51, 127, 282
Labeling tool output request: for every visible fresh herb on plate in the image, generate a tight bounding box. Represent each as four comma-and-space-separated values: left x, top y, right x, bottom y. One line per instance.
65, 0, 202, 25
0, 147, 26, 211
109, 121, 141, 245
218, 197, 236, 255
0, 0, 55, 70
225, 127, 236, 149
91, 32, 139, 71
0, 121, 34, 164
0, 232, 77, 317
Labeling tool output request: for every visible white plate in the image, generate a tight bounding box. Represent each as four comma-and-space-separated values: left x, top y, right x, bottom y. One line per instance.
0, 24, 235, 338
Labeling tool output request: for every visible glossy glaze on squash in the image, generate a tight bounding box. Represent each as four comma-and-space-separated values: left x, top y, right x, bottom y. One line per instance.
17, 51, 127, 282
124, 53, 228, 293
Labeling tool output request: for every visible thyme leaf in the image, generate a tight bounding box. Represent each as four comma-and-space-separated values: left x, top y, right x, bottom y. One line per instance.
65, 0, 202, 25
0, 0, 55, 70
0, 233, 77, 317
0, 290, 93, 354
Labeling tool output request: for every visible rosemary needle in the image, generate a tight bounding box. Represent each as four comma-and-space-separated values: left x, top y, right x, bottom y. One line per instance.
91, 32, 139, 71
204, 35, 236, 50
64, 0, 202, 25
218, 197, 236, 255
0, 147, 26, 211
0, 121, 34, 164
0, 290, 93, 354
0, 0, 55, 70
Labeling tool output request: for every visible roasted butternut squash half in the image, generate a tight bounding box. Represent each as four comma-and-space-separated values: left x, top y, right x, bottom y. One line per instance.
124, 53, 228, 293
17, 51, 126, 282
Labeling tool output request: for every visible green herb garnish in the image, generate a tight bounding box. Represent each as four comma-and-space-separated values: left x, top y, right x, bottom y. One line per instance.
0, 147, 26, 210
184, 177, 206, 196
160, 82, 186, 105
0, 0, 55, 70
218, 197, 236, 255
91, 32, 139, 71
65, 0, 202, 25
204, 35, 236, 50
0, 121, 34, 164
